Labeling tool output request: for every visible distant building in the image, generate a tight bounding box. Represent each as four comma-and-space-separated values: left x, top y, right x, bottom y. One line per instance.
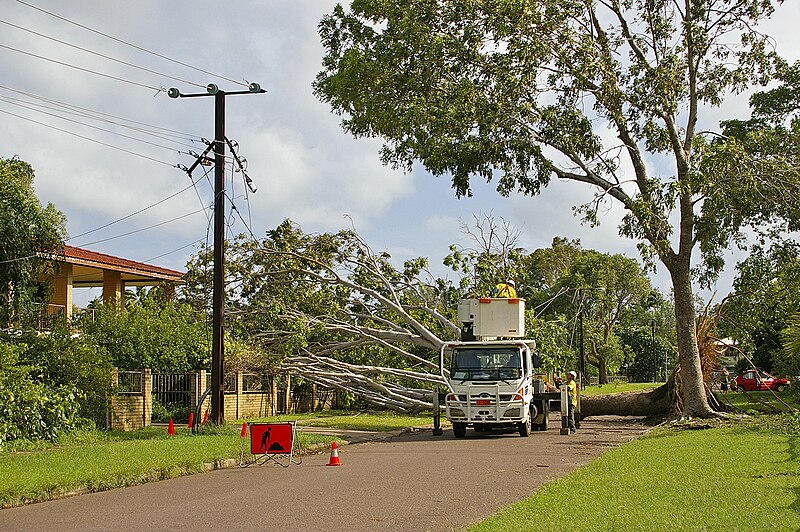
42, 245, 184, 318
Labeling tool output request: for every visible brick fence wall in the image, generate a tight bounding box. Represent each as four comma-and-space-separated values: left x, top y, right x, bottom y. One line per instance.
109, 368, 335, 431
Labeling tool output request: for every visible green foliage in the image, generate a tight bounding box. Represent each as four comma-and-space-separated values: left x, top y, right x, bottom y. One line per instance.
617, 326, 676, 383
83, 300, 209, 373
780, 313, 800, 387
0, 341, 86, 448
14, 324, 112, 424
723, 241, 800, 374
0, 158, 67, 328
315, 0, 797, 413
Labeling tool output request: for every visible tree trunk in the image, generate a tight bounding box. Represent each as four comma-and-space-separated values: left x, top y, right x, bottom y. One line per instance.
580, 383, 672, 419
598, 357, 609, 385
668, 259, 716, 417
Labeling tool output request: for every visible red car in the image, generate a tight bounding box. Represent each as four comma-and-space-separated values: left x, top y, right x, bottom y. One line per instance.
733, 370, 791, 392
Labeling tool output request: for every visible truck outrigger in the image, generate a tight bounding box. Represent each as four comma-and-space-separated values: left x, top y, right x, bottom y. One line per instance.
439, 298, 559, 437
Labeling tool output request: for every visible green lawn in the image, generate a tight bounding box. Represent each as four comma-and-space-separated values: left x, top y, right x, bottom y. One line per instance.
0, 411, 426, 508
581, 382, 659, 396
472, 423, 800, 531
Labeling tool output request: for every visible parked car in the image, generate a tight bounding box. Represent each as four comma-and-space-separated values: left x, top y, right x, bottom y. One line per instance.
733, 370, 791, 392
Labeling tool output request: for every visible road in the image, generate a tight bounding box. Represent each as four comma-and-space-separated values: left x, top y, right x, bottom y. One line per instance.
0, 416, 646, 532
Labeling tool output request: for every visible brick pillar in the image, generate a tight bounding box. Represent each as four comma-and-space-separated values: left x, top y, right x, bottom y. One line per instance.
51, 263, 73, 319
271, 375, 277, 416
142, 368, 152, 427
103, 270, 123, 309
311, 383, 317, 411
285, 373, 291, 414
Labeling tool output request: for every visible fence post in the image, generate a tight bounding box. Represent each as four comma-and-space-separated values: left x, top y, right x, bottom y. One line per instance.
142, 368, 152, 427
285, 372, 292, 414
237, 371, 244, 420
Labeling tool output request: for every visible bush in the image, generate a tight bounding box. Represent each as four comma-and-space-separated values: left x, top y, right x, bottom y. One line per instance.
16, 325, 112, 426
83, 302, 209, 372
0, 342, 85, 448
151, 398, 193, 424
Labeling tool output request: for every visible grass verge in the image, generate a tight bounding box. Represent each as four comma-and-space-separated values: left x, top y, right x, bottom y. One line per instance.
581, 382, 659, 396
471, 421, 800, 531
0, 411, 425, 508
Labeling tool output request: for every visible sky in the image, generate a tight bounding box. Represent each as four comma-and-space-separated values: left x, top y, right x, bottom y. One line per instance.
2, 0, 799, 307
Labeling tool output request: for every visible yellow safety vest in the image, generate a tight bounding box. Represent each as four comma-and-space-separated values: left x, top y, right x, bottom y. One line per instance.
495, 283, 517, 298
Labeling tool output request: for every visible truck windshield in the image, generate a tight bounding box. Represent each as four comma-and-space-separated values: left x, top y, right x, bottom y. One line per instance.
450, 348, 523, 381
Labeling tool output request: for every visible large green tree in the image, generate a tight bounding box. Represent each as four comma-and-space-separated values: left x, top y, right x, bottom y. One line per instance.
0, 158, 66, 328
314, 0, 800, 417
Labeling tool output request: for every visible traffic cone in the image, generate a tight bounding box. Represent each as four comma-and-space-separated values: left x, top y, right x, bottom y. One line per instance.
327, 441, 342, 466
240, 422, 247, 438
187, 412, 194, 429
167, 418, 175, 437
203, 409, 209, 424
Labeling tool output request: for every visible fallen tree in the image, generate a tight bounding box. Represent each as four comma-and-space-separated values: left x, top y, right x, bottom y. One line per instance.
202, 221, 729, 419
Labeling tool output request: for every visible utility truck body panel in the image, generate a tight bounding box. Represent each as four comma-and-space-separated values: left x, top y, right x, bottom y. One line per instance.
456, 298, 525, 338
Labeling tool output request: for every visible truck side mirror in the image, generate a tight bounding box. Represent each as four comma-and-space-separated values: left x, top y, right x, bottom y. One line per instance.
532, 352, 540, 369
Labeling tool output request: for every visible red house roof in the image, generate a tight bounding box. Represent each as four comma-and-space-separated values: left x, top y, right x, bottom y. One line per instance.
49, 245, 185, 287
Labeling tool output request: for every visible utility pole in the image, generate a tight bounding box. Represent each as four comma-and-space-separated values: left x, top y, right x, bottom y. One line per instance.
170, 82, 265, 425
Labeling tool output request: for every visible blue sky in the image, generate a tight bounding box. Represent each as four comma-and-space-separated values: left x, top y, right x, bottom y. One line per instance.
2, 1, 798, 306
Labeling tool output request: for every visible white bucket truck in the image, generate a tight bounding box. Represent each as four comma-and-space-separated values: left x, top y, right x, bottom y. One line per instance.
439, 298, 550, 438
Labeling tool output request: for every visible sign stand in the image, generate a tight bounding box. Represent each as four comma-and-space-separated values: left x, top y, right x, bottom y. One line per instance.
240, 421, 302, 467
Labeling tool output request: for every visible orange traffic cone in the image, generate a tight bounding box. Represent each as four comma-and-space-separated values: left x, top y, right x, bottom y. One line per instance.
167, 418, 175, 437
240, 422, 247, 438
327, 441, 342, 466
187, 412, 194, 429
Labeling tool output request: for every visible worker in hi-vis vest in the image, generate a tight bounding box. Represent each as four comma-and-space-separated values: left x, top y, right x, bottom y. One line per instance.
492, 280, 517, 298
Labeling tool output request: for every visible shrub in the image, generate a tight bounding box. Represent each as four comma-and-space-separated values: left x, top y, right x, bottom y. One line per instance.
0, 342, 85, 448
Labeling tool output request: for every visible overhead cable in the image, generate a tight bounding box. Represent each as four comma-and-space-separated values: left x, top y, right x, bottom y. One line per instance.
68, 177, 209, 241
0, 83, 199, 138
76, 207, 209, 247
0, 95, 198, 151
0, 18, 207, 89
15, 0, 249, 88
0, 108, 177, 167
0, 42, 162, 92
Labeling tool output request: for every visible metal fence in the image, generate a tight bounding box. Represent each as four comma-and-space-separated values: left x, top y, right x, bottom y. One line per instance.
117, 370, 144, 394
152, 373, 193, 407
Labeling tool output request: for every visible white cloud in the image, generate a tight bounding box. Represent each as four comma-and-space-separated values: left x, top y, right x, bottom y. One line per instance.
2, 0, 797, 308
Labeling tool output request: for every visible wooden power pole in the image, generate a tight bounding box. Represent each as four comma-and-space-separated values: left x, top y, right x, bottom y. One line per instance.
170, 82, 265, 425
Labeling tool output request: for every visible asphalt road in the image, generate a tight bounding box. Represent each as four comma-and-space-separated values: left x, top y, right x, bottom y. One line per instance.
0, 416, 647, 532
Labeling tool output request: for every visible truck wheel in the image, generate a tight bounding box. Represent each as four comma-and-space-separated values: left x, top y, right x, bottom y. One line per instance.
453, 422, 467, 438
518, 416, 531, 437
776, 384, 787, 392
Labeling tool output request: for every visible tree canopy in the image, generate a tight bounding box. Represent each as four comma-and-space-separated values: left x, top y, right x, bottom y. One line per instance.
314, 0, 800, 417
0, 157, 66, 328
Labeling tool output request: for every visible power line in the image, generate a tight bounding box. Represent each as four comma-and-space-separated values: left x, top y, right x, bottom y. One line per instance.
0, 83, 200, 139
76, 207, 209, 247
144, 239, 206, 263
15, 0, 249, 89
0, 95, 198, 152
0, 108, 177, 167
68, 177, 209, 241
0, 43, 162, 92
0, 18, 208, 90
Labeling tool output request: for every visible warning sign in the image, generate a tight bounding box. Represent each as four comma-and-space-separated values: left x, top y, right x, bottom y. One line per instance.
250, 423, 293, 455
